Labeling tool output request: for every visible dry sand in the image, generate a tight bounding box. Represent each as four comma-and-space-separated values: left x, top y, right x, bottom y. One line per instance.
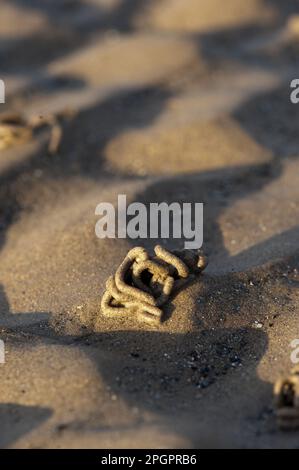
0, 0, 299, 448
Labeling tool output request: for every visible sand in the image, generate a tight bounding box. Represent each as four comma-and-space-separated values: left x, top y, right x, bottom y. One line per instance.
0, 0, 298, 448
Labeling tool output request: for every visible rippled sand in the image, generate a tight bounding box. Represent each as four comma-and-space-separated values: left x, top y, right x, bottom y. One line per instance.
0, 0, 299, 448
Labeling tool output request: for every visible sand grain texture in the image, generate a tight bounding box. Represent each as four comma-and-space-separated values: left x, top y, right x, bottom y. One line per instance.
0, 0, 299, 448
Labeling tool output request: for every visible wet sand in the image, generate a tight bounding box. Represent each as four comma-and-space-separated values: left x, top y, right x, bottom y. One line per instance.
0, 0, 299, 448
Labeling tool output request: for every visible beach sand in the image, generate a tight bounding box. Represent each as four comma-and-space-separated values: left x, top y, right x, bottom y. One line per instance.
0, 0, 299, 448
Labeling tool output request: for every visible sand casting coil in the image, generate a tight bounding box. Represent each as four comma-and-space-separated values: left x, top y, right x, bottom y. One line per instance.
101, 245, 208, 325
